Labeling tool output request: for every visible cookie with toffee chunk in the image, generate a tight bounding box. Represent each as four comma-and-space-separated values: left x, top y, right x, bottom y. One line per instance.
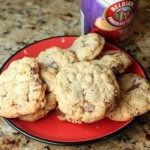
70, 33, 105, 61
37, 47, 78, 70
92, 50, 132, 73
106, 73, 150, 121
0, 57, 46, 118
54, 61, 119, 123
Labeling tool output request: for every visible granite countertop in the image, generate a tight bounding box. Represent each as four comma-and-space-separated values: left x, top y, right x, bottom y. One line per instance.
0, 0, 150, 149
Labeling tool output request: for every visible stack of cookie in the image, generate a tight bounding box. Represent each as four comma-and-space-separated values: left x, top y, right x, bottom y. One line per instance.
0, 57, 57, 121
0, 33, 150, 123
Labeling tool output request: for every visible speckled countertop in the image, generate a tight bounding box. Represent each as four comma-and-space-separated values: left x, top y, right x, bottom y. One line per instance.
0, 0, 150, 149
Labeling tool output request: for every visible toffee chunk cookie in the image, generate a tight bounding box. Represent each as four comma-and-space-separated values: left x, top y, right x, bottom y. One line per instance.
70, 33, 105, 61
37, 47, 78, 70
106, 73, 150, 121
0, 57, 46, 118
39, 63, 58, 92
54, 62, 119, 123
19, 92, 56, 122
93, 50, 132, 73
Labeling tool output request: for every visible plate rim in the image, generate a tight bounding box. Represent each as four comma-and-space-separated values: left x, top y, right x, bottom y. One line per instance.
0, 36, 147, 146
2, 116, 137, 146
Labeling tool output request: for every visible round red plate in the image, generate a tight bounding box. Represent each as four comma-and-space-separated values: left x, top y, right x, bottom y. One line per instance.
1, 36, 146, 146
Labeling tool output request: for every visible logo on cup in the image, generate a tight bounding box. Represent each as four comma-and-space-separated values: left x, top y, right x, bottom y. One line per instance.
104, 0, 136, 27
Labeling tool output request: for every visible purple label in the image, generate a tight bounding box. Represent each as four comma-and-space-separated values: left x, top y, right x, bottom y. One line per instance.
81, 0, 105, 34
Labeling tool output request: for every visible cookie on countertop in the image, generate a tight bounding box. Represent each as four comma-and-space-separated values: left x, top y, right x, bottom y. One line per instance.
106, 73, 150, 121
54, 61, 120, 123
92, 50, 132, 74
37, 47, 78, 70
19, 92, 56, 122
0, 57, 46, 118
39, 63, 58, 92
69, 33, 105, 61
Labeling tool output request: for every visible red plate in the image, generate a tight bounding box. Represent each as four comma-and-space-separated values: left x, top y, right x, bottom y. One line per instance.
1, 36, 146, 146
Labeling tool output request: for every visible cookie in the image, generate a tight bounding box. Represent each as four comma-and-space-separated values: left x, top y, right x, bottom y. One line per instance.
19, 92, 56, 122
70, 33, 105, 61
106, 73, 150, 121
54, 61, 119, 123
93, 50, 132, 73
39, 63, 58, 92
37, 47, 78, 69
0, 57, 46, 118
